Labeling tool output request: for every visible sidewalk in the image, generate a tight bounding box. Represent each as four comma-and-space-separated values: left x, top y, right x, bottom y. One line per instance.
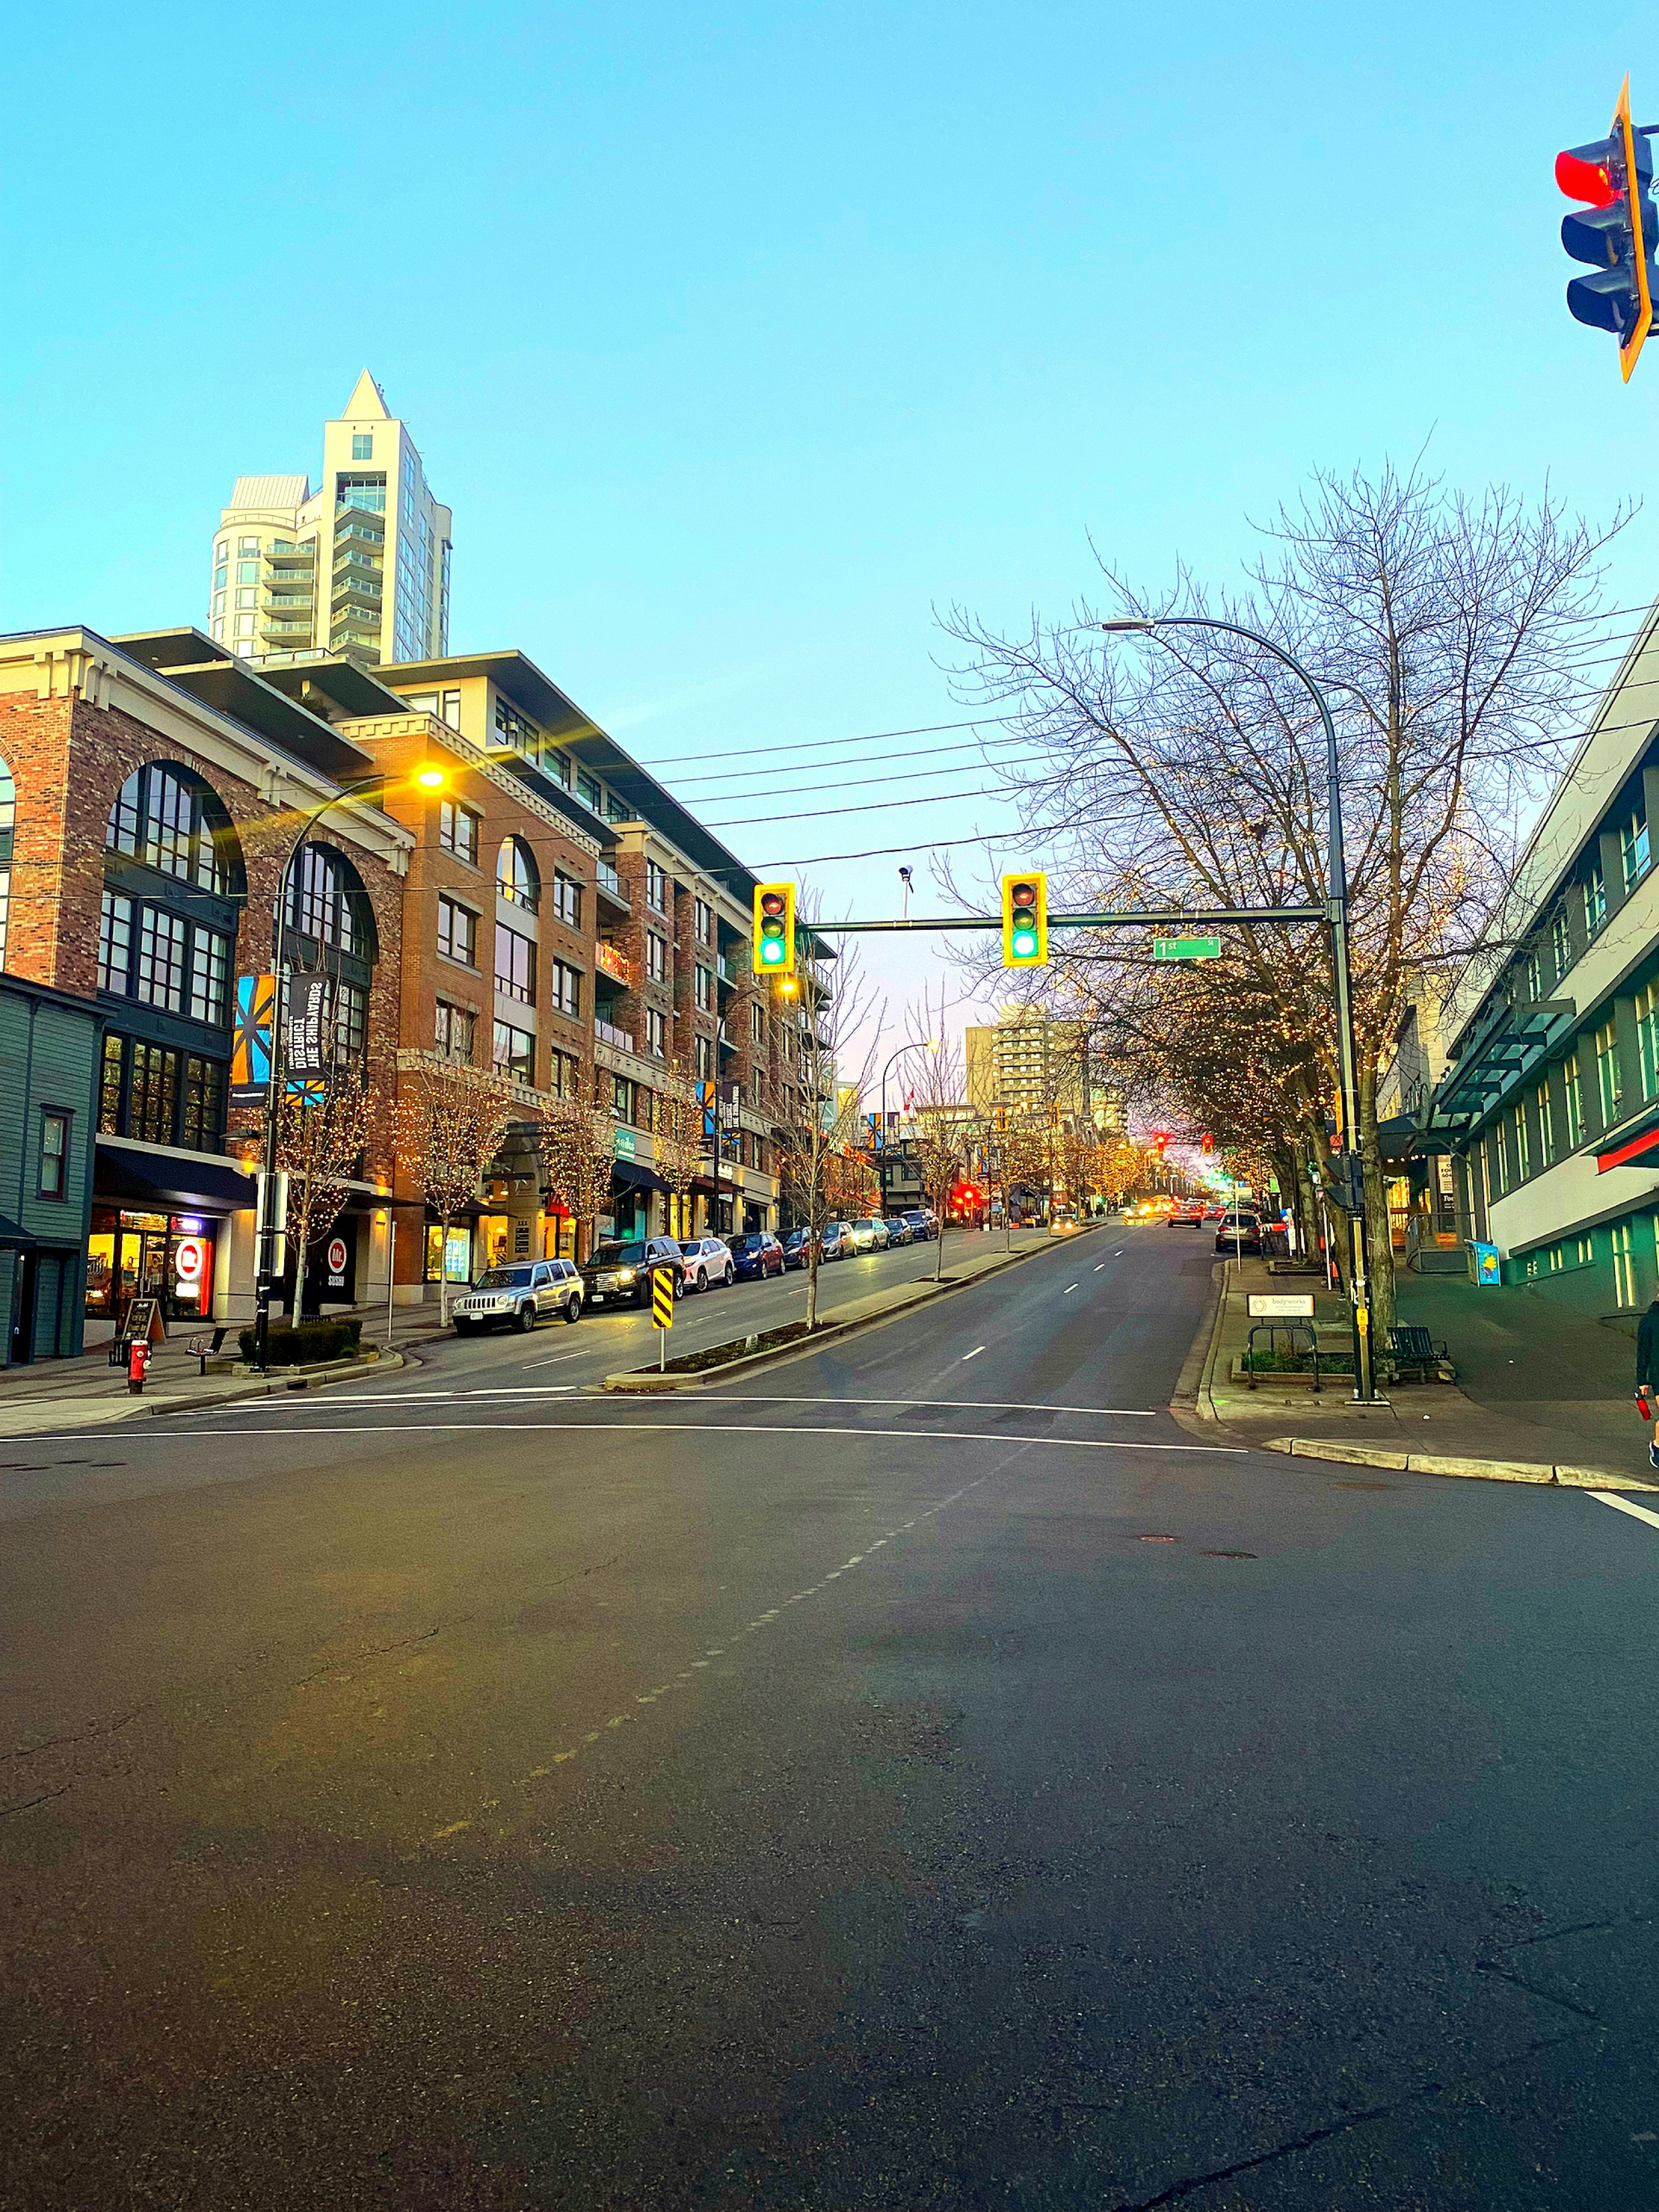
1178, 1254, 1658, 1489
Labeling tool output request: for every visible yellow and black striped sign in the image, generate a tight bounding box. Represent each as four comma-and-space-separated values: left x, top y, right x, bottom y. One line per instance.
651, 1265, 675, 1329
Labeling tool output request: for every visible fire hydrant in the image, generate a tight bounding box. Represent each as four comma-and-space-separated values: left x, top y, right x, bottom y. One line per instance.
127, 1338, 150, 1395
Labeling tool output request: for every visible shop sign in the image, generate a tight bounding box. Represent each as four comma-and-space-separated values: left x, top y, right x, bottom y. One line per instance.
613, 1127, 637, 1160
325, 1235, 349, 1290
174, 1237, 209, 1289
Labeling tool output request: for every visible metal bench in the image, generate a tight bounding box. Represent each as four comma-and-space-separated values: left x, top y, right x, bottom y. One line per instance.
1386, 1323, 1449, 1383
186, 1325, 232, 1376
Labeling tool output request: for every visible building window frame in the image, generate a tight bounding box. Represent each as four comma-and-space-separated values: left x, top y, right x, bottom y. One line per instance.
439, 800, 481, 867
437, 895, 479, 968
38, 1109, 70, 1199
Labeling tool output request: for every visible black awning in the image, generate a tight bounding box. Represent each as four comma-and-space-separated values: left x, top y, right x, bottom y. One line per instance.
612, 1159, 669, 1195
95, 1140, 257, 1215
0, 1211, 37, 1250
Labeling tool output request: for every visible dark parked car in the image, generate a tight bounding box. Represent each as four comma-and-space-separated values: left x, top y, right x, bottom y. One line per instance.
1215, 1211, 1263, 1256
781, 1227, 811, 1271
885, 1217, 913, 1247
580, 1235, 686, 1309
902, 1209, 935, 1242
728, 1231, 785, 1281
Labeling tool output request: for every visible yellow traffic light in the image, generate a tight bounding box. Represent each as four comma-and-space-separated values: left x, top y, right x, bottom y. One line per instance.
1001, 871, 1048, 967
752, 882, 796, 977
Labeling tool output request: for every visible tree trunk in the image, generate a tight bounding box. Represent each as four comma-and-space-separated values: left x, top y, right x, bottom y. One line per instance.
439, 1208, 450, 1325
934, 1213, 946, 1281
806, 1238, 819, 1331
1359, 1060, 1396, 1354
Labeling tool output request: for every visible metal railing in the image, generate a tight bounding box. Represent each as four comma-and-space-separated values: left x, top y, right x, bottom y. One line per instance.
594, 1017, 635, 1054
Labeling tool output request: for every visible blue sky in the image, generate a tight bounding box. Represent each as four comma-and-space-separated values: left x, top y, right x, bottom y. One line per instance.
5, 0, 1656, 1066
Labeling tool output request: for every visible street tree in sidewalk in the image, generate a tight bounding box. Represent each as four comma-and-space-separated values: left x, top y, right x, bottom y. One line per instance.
904, 997, 968, 1281
274, 1062, 377, 1320
537, 1089, 617, 1265
651, 1059, 704, 1240
773, 904, 882, 1331
392, 1059, 512, 1323
943, 458, 1624, 1343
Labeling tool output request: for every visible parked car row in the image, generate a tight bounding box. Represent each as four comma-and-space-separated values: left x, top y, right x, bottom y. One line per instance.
452, 1211, 941, 1333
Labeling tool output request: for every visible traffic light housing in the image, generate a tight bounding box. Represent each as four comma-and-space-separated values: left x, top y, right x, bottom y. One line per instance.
1001, 871, 1048, 967
751, 882, 795, 977
1557, 76, 1655, 380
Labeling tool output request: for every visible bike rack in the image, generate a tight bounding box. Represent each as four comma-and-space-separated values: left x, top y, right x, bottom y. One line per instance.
1244, 1320, 1321, 1392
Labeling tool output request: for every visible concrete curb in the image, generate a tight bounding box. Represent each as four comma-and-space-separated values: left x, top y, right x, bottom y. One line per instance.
1262, 1434, 1659, 1492
598, 1228, 1096, 1392
1173, 1260, 1229, 1423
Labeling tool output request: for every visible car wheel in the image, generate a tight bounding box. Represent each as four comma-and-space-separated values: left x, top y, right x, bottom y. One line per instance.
513, 1303, 535, 1333
723, 1265, 734, 1287
564, 1294, 582, 1324
674, 1272, 686, 1299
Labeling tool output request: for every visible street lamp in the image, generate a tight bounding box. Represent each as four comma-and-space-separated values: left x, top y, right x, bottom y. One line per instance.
877, 1039, 938, 1208
1100, 614, 1375, 1401
251, 764, 446, 1373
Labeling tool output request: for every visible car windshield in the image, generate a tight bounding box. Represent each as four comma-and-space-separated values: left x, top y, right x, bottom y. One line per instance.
591, 1242, 647, 1266
474, 1267, 536, 1290
729, 1235, 760, 1252
678, 1241, 702, 1256
853, 1220, 874, 1231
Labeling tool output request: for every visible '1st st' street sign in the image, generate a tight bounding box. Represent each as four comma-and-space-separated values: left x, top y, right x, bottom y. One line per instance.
1152, 936, 1222, 961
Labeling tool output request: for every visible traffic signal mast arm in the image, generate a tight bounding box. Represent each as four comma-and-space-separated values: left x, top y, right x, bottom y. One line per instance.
811, 903, 1324, 933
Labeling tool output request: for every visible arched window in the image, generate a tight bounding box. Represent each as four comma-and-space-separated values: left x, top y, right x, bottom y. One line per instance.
105, 762, 241, 896
497, 836, 540, 914
0, 753, 13, 970
283, 842, 376, 959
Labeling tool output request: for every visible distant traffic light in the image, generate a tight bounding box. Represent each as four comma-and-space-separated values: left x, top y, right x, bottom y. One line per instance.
751, 883, 796, 977
1201, 1132, 1214, 1154
1001, 871, 1048, 967
1557, 75, 1656, 380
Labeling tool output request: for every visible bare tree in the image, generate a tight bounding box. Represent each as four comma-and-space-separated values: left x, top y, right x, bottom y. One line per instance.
275, 1063, 376, 1319
651, 1059, 704, 1239
773, 903, 882, 1330
538, 1089, 617, 1264
942, 458, 1624, 1340
904, 999, 968, 1279
393, 1060, 512, 1323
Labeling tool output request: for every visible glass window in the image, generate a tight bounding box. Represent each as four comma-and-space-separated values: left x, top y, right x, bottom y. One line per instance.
335, 472, 387, 512
438, 895, 478, 966
552, 961, 581, 1018
492, 697, 539, 755
495, 923, 536, 1004
236, 562, 259, 585
105, 765, 235, 893
1596, 1017, 1622, 1126
695, 965, 713, 1010
188, 927, 230, 1027
694, 896, 713, 945
38, 1111, 68, 1199
351, 432, 374, 460
550, 1048, 581, 1100
647, 1008, 667, 1060
212, 591, 226, 616
577, 772, 602, 812
751, 1001, 764, 1041
213, 565, 228, 591
238, 537, 259, 556
136, 907, 188, 1012
551, 870, 580, 928
235, 588, 255, 609
645, 861, 668, 913
498, 838, 540, 911
695, 1033, 712, 1079
439, 801, 480, 866
99, 1034, 124, 1132
98, 891, 133, 994
1536, 1077, 1554, 1165
286, 844, 362, 951
1585, 868, 1607, 937
1614, 1219, 1638, 1306
543, 750, 572, 789
216, 540, 229, 563
493, 1020, 534, 1082
646, 931, 667, 983
435, 1000, 476, 1063
1513, 1101, 1530, 1179
127, 1040, 180, 1143
181, 1056, 226, 1152
330, 977, 367, 1062
1564, 1052, 1584, 1147
1639, 982, 1659, 1103
1624, 810, 1651, 890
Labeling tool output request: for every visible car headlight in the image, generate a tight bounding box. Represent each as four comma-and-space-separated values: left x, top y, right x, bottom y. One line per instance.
617, 1269, 636, 1284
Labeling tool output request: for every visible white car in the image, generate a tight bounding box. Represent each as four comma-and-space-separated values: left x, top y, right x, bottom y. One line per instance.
453, 1259, 582, 1335
678, 1236, 735, 1290
847, 1217, 890, 1253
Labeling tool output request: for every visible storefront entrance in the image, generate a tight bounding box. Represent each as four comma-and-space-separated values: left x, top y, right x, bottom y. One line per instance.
86, 1208, 217, 1331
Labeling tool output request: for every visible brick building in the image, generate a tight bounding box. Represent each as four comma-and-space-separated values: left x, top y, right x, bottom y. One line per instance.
0, 627, 411, 1345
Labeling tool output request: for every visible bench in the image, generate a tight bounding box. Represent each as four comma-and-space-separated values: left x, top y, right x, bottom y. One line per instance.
186, 1325, 232, 1376
1386, 1323, 1449, 1384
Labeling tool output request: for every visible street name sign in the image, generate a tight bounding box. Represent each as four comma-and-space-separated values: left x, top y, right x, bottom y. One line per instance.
1248, 1292, 1315, 1319
1152, 936, 1222, 961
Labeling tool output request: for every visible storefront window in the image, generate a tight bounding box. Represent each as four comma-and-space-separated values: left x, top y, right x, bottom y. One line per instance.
85, 1208, 218, 1324
425, 1223, 473, 1282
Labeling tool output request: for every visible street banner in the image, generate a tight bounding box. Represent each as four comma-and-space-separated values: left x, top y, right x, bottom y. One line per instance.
698, 1081, 716, 1141
230, 973, 275, 1105
285, 973, 329, 1085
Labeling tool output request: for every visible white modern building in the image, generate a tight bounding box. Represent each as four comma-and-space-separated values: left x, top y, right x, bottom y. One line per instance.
208, 371, 452, 667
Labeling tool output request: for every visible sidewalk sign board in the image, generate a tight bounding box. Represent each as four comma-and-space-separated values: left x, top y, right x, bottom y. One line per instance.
1248, 1292, 1314, 1319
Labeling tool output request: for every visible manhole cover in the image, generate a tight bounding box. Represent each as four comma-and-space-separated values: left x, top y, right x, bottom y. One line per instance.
1201, 1549, 1257, 1559
1136, 1533, 1179, 1543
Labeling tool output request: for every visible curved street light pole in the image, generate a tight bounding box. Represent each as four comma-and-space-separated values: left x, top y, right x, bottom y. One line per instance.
1100, 615, 1374, 1401
877, 1040, 937, 1215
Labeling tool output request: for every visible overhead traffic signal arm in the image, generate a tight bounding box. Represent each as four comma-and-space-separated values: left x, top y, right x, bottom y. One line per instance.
1558, 75, 1656, 380
752, 882, 797, 976
1001, 871, 1048, 967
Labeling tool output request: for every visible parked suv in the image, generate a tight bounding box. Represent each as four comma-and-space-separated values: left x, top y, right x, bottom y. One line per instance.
679, 1236, 735, 1291
453, 1258, 583, 1335
885, 1217, 913, 1247
902, 1210, 935, 1242
1215, 1211, 1263, 1256
581, 1235, 686, 1309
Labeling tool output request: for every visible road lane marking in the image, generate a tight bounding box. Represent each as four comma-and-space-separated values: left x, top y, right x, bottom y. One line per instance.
1094, 1264, 1106, 1272
1064, 1283, 1078, 1294
522, 1351, 589, 1367
962, 1346, 985, 1360
696, 1394, 1157, 1417
1590, 1491, 1659, 1530
76, 1420, 1244, 1453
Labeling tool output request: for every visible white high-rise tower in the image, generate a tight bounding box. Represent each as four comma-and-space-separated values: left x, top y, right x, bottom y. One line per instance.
208, 370, 452, 666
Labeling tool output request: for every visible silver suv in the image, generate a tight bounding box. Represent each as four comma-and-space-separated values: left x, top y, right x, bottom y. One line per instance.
453, 1258, 583, 1335
678, 1236, 734, 1290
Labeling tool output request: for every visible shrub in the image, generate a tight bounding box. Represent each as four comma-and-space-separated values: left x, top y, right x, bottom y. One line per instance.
237, 1317, 365, 1367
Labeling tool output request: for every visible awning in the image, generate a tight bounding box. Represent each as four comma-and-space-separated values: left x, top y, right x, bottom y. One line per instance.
94, 1140, 257, 1215
0, 1211, 37, 1250
1597, 1106, 1659, 1173
1430, 997, 1575, 1131
612, 1159, 669, 1194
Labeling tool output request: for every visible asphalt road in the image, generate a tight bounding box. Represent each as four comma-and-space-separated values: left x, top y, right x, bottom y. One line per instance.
6, 1224, 1659, 2210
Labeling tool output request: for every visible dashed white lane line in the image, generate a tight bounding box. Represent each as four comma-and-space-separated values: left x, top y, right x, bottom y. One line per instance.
522, 1351, 590, 1367
962, 1346, 986, 1360
1064, 1283, 1079, 1295
1094, 1263, 1106, 1272
1589, 1491, 1659, 1530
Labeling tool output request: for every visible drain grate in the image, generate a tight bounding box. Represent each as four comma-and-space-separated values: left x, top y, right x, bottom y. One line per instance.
1201, 1549, 1257, 1559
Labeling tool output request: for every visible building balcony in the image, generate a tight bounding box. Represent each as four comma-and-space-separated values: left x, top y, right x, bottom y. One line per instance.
595, 860, 630, 918
595, 1017, 635, 1055
716, 953, 740, 989
595, 942, 632, 987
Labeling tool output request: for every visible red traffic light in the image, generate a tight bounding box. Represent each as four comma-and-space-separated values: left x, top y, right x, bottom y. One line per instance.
760, 891, 786, 918
1010, 880, 1037, 909
1557, 146, 1618, 206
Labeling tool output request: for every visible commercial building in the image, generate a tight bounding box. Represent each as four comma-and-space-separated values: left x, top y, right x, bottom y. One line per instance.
0, 973, 104, 1365
210, 371, 451, 667
1407, 594, 1659, 1313
966, 1007, 1092, 1124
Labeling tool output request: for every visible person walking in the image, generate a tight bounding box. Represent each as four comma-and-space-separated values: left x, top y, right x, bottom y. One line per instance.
1637, 1293, 1659, 1471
